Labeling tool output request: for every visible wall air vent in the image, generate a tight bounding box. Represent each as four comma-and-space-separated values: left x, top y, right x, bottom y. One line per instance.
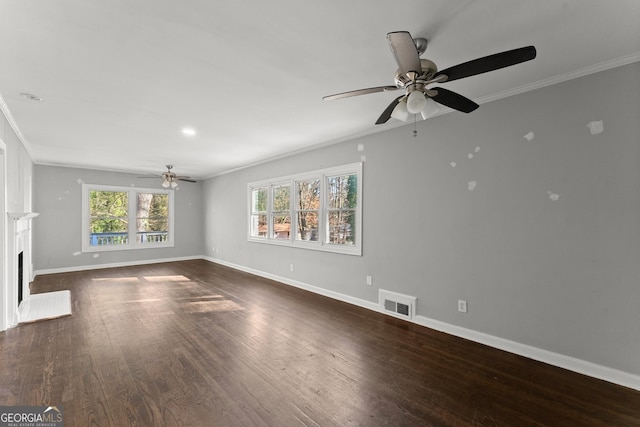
379, 289, 417, 320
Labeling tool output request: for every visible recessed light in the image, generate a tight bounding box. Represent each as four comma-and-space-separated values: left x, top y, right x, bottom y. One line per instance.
20, 92, 43, 102
182, 127, 196, 136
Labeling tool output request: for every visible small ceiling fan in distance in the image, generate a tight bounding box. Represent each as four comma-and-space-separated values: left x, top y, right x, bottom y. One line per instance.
139, 165, 196, 189
323, 31, 536, 124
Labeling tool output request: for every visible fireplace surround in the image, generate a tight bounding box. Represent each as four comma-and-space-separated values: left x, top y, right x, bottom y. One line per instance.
6, 212, 39, 328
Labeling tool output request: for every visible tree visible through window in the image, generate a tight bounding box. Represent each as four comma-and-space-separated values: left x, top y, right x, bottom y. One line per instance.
296, 178, 319, 241
83, 184, 174, 251
136, 193, 169, 243
327, 173, 357, 246
250, 187, 268, 238
271, 184, 291, 240
248, 163, 361, 255
89, 190, 129, 245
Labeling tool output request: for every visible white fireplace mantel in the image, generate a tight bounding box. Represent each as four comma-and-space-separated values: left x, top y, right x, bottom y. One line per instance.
5, 211, 39, 329
8, 212, 40, 220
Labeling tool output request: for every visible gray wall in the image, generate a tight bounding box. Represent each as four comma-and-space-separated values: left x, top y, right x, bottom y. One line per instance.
203, 62, 640, 376
33, 165, 204, 271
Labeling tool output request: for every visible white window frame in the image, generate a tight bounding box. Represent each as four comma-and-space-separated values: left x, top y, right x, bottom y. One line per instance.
294, 176, 321, 244
248, 163, 362, 256
82, 184, 175, 252
269, 181, 292, 241
249, 185, 268, 239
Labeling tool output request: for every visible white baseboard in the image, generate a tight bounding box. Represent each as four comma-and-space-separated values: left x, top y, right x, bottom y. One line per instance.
204, 256, 640, 392
411, 315, 640, 392
33, 255, 202, 277
204, 256, 380, 312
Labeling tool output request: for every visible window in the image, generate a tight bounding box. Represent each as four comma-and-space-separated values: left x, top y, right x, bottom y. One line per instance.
250, 186, 268, 238
326, 173, 358, 246
82, 184, 174, 252
88, 189, 129, 245
135, 192, 170, 244
248, 163, 362, 255
271, 184, 291, 240
295, 178, 320, 242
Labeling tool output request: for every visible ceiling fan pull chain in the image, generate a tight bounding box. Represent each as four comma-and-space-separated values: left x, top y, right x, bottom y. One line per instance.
413, 114, 418, 137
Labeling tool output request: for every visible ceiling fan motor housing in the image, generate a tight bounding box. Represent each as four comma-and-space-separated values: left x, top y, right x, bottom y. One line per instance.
394, 59, 438, 88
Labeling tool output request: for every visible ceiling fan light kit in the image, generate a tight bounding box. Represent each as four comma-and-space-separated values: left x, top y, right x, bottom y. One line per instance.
161, 178, 178, 189
421, 98, 440, 119
406, 89, 427, 114
323, 31, 536, 125
391, 100, 409, 122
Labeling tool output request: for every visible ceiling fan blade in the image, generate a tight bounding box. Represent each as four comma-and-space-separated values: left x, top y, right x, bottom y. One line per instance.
430, 87, 479, 113
375, 95, 404, 125
323, 86, 399, 101
387, 31, 422, 77
434, 46, 536, 82
177, 178, 197, 183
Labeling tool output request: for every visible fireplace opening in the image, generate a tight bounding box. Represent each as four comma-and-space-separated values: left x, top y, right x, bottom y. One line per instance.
18, 251, 23, 306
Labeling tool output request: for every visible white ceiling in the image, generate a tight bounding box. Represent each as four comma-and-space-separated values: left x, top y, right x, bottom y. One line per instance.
1, 0, 639, 179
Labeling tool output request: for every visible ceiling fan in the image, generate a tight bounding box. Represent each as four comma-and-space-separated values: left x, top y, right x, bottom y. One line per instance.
323, 31, 536, 124
139, 165, 196, 188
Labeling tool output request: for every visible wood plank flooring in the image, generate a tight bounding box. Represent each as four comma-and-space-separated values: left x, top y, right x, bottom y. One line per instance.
1, 259, 639, 426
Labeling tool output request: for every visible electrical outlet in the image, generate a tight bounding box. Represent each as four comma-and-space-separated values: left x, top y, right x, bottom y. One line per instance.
458, 300, 468, 313
366, 275, 372, 286
289, 264, 294, 272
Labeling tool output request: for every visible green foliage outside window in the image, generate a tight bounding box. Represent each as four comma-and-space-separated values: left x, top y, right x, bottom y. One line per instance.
89, 190, 169, 245
327, 174, 357, 245
136, 193, 169, 233
89, 191, 128, 233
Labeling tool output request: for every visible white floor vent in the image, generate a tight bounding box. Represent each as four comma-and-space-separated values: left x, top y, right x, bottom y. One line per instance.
379, 289, 417, 320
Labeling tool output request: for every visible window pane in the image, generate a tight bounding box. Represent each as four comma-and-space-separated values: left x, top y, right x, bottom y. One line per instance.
328, 211, 356, 245
295, 179, 320, 242
136, 193, 169, 243
89, 190, 129, 246
296, 179, 320, 210
272, 215, 291, 240
136, 219, 169, 242
327, 174, 357, 209
250, 214, 267, 238
271, 184, 290, 240
296, 212, 318, 241
251, 187, 267, 212
272, 185, 290, 211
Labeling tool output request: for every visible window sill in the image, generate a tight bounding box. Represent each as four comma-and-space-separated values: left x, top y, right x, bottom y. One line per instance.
248, 237, 361, 256
82, 242, 175, 253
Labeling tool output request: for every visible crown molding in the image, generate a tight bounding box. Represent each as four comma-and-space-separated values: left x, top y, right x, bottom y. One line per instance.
477, 52, 640, 105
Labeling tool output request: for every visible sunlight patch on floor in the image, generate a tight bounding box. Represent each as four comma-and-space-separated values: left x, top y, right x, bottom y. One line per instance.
185, 299, 244, 313
91, 277, 141, 283
123, 298, 163, 303
176, 295, 226, 300
143, 275, 190, 282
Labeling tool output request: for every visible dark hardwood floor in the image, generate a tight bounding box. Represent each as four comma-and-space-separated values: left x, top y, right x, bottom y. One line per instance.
1, 260, 639, 426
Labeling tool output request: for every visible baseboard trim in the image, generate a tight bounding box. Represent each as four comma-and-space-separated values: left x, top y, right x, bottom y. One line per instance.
204, 256, 640, 392
411, 315, 640, 392
33, 255, 203, 277
205, 256, 379, 312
